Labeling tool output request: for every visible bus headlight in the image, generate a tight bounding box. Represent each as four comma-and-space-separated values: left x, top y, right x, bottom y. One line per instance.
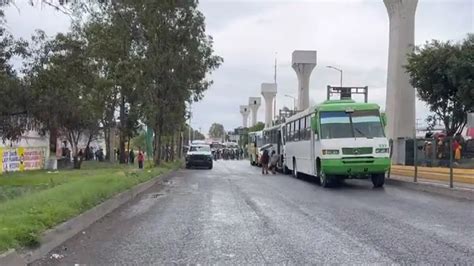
322, 149, 339, 155
375, 148, 389, 153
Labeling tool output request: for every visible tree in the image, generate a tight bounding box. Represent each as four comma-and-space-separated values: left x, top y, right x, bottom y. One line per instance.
129, 0, 222, 165
208, 123, 225, 139
24, 31, 101, 169
248, 122, 265, 132
405, 34, 474, 136
193, 130, 205, 140
0, 6, 30, 143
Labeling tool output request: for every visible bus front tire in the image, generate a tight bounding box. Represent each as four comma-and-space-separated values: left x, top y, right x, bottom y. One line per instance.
319, 171, 332, 188
371, 174, 385, 188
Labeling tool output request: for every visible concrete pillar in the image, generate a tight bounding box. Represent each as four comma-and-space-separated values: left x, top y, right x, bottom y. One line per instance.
384, 0, 418, 164
248, 97, 261, 127
261, 83, 277, 128
239, 105, 250, 128
292, 50, 317, 111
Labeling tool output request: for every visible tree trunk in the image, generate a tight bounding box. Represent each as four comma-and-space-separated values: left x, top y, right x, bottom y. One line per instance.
104, 127, 111, 161
171, 132, 175, 161
73, 156, 82, 169
177, 130, 182, 159
153, 126, 162, 166
119, 96, 126, 164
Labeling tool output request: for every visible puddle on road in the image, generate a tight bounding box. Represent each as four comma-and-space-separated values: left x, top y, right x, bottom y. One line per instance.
120, 192, 167, 219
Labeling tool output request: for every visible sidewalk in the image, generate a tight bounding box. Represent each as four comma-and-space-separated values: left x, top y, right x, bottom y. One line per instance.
388, 174, 474, 190
390, 165, 474, 185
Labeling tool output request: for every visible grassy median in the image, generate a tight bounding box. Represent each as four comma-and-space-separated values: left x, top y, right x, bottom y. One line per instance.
0, 160, 181, 252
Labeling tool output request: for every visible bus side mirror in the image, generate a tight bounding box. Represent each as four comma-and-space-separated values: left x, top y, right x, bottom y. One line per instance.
311, 116, 319, 134
381, 112, 387, 127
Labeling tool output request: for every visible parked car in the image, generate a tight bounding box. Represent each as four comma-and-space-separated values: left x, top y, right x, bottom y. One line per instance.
185, 144, 213, 169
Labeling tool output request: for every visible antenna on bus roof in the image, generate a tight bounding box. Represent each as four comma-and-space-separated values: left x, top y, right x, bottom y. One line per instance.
326, 86, 369, 103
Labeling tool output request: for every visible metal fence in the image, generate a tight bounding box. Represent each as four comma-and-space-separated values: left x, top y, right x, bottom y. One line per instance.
388, 137, 474, 189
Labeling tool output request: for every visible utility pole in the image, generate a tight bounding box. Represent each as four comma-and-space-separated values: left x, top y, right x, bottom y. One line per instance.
326, 65, 343, 87
274, 53, 277, 121
285, 94, 296, 111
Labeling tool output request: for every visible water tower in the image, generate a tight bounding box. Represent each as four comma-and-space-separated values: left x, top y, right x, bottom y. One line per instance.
239, 105, 250, 128
292, 50, 317, 111
248, 97, 261, 127
261, 83, 277, 128
384, 0, 418, 164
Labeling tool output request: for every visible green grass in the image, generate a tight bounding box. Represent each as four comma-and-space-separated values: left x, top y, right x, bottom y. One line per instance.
0, 160, 181, 252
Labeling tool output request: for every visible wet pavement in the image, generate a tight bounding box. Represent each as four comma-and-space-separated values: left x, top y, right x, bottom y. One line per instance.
33, 160, 474, 264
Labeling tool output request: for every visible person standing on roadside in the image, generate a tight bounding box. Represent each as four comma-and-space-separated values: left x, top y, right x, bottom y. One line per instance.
138, 149, 144, 169
269, 150, 279, 174
260, 149, 270, 175
129, 149, 135, 165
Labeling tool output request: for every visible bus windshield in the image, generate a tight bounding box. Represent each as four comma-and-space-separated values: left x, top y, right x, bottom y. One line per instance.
320, 110, 384, 139
352, 110, 385, 138
189, 145, 211, 152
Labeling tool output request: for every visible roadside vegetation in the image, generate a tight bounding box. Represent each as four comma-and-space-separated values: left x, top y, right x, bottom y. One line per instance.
0, 160, 181, 252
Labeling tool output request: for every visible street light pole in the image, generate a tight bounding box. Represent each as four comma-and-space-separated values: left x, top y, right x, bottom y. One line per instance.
326, 65, 343, 87
284, 94, 296, 111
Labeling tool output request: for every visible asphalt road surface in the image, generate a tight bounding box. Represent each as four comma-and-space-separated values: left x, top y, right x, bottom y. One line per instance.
34, 160, 474, 265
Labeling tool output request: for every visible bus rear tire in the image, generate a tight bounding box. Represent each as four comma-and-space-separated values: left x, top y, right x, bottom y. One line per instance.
284, 165, 290, 175
371, 174, 385, 188
292, 159, 299, 179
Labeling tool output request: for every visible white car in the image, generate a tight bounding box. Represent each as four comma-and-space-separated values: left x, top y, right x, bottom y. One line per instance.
185, 144, 213, 169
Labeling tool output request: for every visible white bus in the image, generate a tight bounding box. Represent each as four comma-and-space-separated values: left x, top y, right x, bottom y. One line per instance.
262, 124, 286, 171
283, 99, 390, 187
247, 130, 263, 165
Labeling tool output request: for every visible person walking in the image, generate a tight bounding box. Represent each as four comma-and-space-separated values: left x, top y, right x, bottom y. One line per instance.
269, 150, 279, 174
453, 139, 462, 162
137, 150, 144, 169
129, 149, 135, 165
260, 149, 270, 175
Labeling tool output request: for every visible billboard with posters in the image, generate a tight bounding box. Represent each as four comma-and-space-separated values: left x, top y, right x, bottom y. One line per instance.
0, 147, 46, 174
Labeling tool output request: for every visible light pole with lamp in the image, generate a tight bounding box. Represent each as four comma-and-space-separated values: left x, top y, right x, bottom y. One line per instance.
326, 65, 343, 87
284, 94, 297, 111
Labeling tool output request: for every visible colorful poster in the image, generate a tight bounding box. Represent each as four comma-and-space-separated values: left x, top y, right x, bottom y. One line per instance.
0, 147, 46, 174
22, 148, 45, 171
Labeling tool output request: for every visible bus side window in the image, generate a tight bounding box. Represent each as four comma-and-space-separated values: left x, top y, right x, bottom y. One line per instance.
295, 120, 300, 141
286, 124, 289, 142
289, 123, 293, 142
306, 115, 311, 140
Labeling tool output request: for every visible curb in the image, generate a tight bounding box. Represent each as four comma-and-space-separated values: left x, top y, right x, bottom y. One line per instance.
0, 169, 178, 266
386, 178, 474, 201
0, 250, 24, 266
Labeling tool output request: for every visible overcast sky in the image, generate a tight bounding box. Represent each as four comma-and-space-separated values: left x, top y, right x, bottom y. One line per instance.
5, 0, 473, 135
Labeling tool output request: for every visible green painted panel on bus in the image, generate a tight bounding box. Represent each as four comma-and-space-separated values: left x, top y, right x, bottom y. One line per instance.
311, 114, 319, 133
321, 157, 391, 175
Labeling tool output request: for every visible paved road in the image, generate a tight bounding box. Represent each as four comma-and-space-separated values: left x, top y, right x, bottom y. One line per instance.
34, 160, 474, 264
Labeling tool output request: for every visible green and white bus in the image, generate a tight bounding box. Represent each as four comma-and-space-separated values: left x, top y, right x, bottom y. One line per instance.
283, 99, 390, 187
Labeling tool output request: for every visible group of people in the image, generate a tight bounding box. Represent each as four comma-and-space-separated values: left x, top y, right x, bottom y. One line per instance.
423, 133, 466, 166
259, 149, 279, 175
115, 148, 145, 169
213, 148, 245, 160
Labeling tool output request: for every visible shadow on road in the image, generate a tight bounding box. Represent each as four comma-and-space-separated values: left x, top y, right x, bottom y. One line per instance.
294, 173, 384, 191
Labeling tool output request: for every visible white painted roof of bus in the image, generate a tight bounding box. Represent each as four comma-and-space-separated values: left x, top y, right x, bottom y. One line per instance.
284, 105, 317, 123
